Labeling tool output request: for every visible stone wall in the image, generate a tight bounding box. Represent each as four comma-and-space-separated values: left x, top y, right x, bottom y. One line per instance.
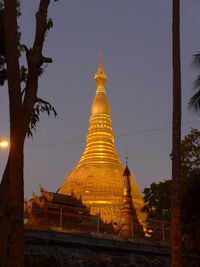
24, 230, 199, 267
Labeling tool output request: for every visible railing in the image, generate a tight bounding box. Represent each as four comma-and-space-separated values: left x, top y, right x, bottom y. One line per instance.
145, 219, 171, 242
24, 210, 171, 243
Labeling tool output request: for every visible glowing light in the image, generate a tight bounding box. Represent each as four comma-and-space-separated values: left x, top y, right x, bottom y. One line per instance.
0, 140, 9, 148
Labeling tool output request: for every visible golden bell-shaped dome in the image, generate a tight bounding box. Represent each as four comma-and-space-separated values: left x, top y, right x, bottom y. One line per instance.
91, 92, 110, 115
91, 55, 110, 115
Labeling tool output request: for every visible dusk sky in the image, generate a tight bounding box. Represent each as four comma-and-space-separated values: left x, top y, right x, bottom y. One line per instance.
0, 0, 200, 198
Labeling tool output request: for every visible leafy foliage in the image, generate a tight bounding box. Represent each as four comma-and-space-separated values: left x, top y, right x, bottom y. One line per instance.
142, 129, 200, 251
142, 180, 171, 241
189, 53, 200, 112
181, 171, 200, 251
27, 99, 58, 137
45, 18, 53, 37
1, 0, 57, 135
20, 65, 27, 83
142, 180, 171, 222
191, 53, 200, 71
181, 128, 200, 177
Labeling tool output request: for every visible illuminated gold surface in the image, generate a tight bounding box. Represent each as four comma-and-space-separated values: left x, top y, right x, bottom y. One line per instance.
91, 55, 110, 115
119, 166, 144, 238
59, 57, 146, 226
0, 140, 9, 148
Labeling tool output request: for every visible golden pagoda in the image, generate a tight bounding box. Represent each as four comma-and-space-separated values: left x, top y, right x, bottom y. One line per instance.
59, 56, 145, 227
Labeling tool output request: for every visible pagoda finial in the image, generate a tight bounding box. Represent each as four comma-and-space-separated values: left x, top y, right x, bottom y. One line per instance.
99, 53, 103, 67
125, 152, 129, 167
123, 153, 131, 178
94, 53, 107, 92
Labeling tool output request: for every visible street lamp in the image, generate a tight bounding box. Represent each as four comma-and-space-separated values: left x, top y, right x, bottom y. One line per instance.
0, 140, 9, 148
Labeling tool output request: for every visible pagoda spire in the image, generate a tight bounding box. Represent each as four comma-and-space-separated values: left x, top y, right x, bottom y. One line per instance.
119, 165, 144, 238
94, 54, 108, 93
78, 56, 119, 166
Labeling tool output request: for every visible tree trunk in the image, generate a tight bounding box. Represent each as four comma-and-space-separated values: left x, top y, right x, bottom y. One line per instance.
0, 162, 11, 267
8, 135, 25, 267
0, 134, 25, 267
0, 0, 54, 265
171, 0, 182, 266
0, 0, 25, 266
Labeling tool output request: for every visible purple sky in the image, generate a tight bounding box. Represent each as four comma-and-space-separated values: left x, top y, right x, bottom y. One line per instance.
0, 0, 200, 198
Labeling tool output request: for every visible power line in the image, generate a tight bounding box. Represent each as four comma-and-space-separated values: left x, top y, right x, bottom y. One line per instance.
25, 119, 200, 147
26, 139, 84, 147
115, 120, 200, 138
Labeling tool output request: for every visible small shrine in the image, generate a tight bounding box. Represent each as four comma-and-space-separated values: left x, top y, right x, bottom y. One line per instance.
24, 185, 113, 233
118, 166, 144, 239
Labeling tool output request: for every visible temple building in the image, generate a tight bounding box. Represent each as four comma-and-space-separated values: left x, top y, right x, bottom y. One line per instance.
59, 56, 146, 229
24, 185, 114, 233
24, 186, 93, 230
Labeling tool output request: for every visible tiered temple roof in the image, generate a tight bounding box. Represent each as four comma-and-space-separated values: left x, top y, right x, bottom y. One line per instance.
25, 186, 96, 232
25, 185, 114, 234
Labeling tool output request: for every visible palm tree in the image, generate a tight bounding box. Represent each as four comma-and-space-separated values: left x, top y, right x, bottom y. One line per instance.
188, 53, 200, 112
171, 0, 182, 266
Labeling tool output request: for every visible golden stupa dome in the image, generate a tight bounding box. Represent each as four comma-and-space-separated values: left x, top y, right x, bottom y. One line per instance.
91, 92, 110, 115
59, 56, 146, 227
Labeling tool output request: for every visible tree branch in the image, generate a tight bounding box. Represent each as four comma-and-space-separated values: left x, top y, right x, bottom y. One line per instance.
35, 97, 50, 105
22, 0, 51, 128
42, 56, 52, 63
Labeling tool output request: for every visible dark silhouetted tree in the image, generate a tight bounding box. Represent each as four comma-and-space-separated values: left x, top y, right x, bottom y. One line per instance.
171, 0, 182, 266
0, 0, 59, 266
143, 129, 200, 256
188, 53, 200, 112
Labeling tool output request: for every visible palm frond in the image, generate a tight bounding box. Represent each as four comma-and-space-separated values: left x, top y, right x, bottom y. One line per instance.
191, 53, 200, 71
192, 74, 200, 90
188, 90, 200, 113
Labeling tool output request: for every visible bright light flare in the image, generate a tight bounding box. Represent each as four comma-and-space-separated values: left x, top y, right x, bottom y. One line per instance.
0, 140, 9, 148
